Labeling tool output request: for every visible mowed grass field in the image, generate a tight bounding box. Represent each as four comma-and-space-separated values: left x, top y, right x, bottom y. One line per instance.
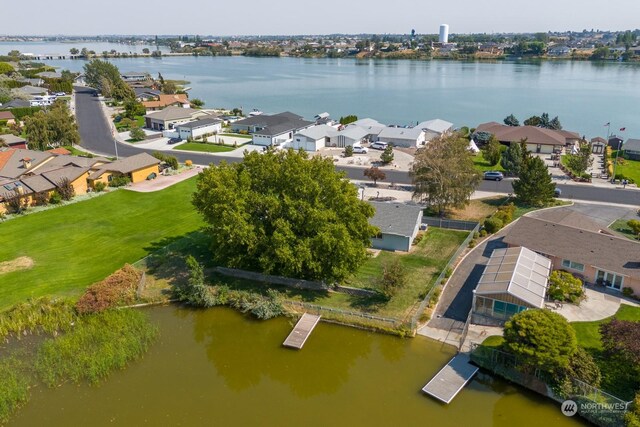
0, 178, 203, 310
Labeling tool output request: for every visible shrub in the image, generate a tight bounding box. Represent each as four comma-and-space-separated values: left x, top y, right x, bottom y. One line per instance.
483, 217, 503, 233
444, 267, 453, 278
75, 265, 141, 314
623, 287, 635, 298
129, 127, 146, 141
108, 175, 131, 188
49, 191, 62, 204
628, 220, 640, 237
479, 229, 487, 237
93, 181, 106, 192
344, 145, 354, 157
56, 177, 75, 201
548, 271, 584, 304
494, 203, 515, 224
0, 357, 30, 424
185, 160, 193, 167
380, 259, 407, 298
33, 191, 49, 206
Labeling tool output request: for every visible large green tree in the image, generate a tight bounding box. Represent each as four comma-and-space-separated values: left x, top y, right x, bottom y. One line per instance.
481, 135, 503, 166
500, 140, 526, 176
512, 155, 556, 206
25, 100, 80, 150
83, 59, 134, 101
503, 309, 577, 374
565, 141, 593, 175
411, 133, 481, 214
503, 114, 520, 127
192, 149, 377, 282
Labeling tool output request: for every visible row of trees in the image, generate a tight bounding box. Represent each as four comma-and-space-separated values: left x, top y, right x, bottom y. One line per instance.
83, 59, 135, 101
504, 112, 563, 130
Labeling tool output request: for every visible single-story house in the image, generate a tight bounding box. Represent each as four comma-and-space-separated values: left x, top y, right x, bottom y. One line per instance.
590, 137, 606, 154
623, 138, 640, 160
0, 134, 26, 149
176, 118, 224, 141
475, 122, 581, 154
19, 85, 49, 97
134, 88, 162, 102
87, 153, 160, 186
503, 214, 640, 295
416, 119, 454, 142
369, 201, 424, 252
0, 112, 17, 125
144, 107, 212, 131
231, 112, 314, 147
350, 118, 385, 141
0, 149, 54, 180
472, 246, 552, 322
332, 126, 369, 148
0, 99, 31, 109
292, 125, 336, 151
142, 94, 190, 111
377, 126, 425, 148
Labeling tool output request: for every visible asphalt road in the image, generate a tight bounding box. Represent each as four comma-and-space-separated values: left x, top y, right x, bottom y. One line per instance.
74, 87, 640, 206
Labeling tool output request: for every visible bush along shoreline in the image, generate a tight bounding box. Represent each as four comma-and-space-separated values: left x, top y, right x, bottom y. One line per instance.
0, 265, 158, 424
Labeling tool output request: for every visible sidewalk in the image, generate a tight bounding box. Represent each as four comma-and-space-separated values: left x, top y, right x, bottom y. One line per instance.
125, 167, 201, 193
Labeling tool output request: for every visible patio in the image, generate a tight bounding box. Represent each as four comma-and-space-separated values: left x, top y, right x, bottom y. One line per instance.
548, 288, 639, 322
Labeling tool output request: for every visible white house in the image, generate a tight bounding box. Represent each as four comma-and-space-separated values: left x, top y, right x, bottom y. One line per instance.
176, 118, 224, 141
416, 119, 454, 142
292, 125, 336, 151
377, 126, 426, 148
351, 118, 385, 141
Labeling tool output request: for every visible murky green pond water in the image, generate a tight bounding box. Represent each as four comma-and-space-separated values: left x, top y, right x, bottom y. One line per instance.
9, 306, 584, 426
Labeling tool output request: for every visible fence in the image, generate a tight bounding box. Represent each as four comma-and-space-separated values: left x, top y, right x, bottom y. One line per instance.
421, 216, 480, 231
286, 300, 403, 329
409, 222, 480, 331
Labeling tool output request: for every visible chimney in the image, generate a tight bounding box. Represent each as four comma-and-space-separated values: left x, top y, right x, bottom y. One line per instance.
21, 158, 32, 169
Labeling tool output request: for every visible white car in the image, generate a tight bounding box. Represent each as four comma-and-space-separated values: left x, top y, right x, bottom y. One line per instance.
370, 141, 388, 150
352, 145, 369, 154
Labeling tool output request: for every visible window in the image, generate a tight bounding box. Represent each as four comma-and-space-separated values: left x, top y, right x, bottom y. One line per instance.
562, 259, 584, 272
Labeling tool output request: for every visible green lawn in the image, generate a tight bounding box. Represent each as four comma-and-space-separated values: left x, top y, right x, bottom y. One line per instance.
572, 305, 640, 351
0, 178, 203, 310
472, 152, 505, 172
173, 142, 237, 153
612, 151, 640, 184
114, 115, 145, 131
220, 133, 252, 139
609, 219, 639, 241
62, 145, 92, 157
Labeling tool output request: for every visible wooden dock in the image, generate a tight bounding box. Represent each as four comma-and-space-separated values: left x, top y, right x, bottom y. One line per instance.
421, 353, 479, 404
283, 313, 321, 349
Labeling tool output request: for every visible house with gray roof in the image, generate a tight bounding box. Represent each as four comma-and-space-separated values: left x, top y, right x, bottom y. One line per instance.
231, 112, 314, 147
0, 134, 27, 149
377, 126, 426, 148
369, 201, 424, 252
144, 106, 212, 131
416, 119, 454, 142
176, 118, 223, 141
472, 246, 552, 322
623, 138, 640, 160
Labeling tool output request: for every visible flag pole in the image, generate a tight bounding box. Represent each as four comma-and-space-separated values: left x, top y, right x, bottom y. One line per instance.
612, 128, 624, 184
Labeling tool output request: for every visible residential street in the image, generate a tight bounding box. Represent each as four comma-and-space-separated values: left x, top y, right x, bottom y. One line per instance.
74, 87, 640, 206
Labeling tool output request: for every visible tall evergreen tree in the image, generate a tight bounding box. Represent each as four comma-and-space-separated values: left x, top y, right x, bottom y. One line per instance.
503, 114, 520, 127
512, 155, 556, 206
500, 140, 526, 176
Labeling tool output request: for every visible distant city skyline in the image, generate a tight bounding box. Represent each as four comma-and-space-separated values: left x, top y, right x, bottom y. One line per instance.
1, 0, 639, 36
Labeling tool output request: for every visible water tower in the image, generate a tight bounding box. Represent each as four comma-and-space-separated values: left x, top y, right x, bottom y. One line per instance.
439, 24, 449, 44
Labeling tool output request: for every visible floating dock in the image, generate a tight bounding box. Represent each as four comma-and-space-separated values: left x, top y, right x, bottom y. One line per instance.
421, 353, 479, 404
283, 313, 321, 349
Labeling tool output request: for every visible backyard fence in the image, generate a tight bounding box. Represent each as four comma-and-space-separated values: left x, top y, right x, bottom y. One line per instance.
421, 216, 480, 231
409, 222, 480, 331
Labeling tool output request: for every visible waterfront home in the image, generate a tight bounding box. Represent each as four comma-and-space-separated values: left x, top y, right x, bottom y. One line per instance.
472, 246, 552, 322
503, 214, 640, 295
175, 118, 224, 141
87, 153, 160, 187
0, 112, 17, 125
475, 122, 580, 154
416, 119, 454, 142
142, 94, 190, 111
134, 88, 162, 102
121, 72, 151, 83
377, 126, 426, 148
350, 118, 385, 141
623, 138, 640, 160
292, 125, 337, 151
547, 45, 572, 57
369, 201, 424, 252
231, 112, 314, 147
0, 134, 27, 149
144, 106, 212, 131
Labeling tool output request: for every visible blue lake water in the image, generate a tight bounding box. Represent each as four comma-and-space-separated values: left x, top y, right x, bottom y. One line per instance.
12, 51, 640, 138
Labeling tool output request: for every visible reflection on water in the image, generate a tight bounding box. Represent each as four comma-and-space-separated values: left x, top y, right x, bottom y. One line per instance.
9, 306, 585, 427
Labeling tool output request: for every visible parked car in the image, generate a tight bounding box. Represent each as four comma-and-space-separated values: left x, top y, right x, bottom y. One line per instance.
352, 145, 369, 154
483, 171, 504, 181
168, 138, 182, 144
554, 187, 562, 197
370, 141, 388, 150
55, 92, 66, 96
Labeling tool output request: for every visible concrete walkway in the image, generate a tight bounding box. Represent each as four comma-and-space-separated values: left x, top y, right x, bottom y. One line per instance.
549, 288, 639, 322
125, 167, 202, 193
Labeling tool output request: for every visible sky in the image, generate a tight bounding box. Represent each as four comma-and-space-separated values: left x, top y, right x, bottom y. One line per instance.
2, 0, 639, 36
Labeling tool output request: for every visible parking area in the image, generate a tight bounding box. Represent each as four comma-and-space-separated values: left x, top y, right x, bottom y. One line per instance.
319, 147, 415, 171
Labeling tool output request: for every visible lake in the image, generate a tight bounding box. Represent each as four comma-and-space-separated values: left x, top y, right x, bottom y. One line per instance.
26, 54, 640, 138
0, 41, 169, 55
8, 305, 584, 427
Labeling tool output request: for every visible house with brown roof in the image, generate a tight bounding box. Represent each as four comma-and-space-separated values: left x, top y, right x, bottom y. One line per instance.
87, 153, 160, 186
503, 215, 640, 295
0, 134, 27, 149
475, 122, 581, 154
0, 111, 16, 125
142, 94, 190, 111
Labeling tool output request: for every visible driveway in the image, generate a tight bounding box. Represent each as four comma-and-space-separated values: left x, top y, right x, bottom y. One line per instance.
126, 167, 202, 193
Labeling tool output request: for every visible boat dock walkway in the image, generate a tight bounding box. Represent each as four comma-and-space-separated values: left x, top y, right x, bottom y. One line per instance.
283, 313, 321, 349
421, 353, 479, 404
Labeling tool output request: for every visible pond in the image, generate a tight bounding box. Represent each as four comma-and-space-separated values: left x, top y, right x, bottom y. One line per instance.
8, 305, 585, 426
